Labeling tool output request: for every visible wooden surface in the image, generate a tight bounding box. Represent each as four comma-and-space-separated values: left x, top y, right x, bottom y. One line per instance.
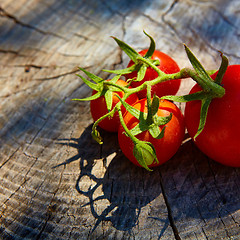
0, 0, 240, 239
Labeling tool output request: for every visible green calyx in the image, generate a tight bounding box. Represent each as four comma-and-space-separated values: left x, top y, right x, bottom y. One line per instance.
117, 93, 171, 139
133, 141, 158, 171
73, 68, 122, 111
162, 46, 228, 139
72, 68, 123, 144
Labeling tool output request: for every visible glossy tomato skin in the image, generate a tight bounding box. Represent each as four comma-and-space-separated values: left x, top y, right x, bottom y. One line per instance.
118, 99, 185, 168
90, 79, 138, 132
185, 65, 240, 167
125, 49, 181, 99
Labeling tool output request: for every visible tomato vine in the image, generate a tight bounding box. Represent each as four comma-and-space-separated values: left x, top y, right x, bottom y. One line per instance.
73, 31, 232, 170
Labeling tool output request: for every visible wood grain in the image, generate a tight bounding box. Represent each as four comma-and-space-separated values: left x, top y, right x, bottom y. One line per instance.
0, 0, 239, 239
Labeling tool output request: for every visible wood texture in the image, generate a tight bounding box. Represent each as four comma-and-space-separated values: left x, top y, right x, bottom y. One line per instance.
0, 0, 240, 239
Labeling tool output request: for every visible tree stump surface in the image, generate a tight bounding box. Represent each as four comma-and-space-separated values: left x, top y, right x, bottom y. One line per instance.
0, 0, 240, 239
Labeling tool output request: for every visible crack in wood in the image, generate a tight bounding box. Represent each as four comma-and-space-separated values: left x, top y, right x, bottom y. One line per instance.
73, 33, 116, 49
35, 164, 65, 240
207, 162, 228, 206
74, 33, 95, 42
0, 49, 26, 56
0, 6, 67, 40
190, 27, 240, 60
0, 147, 20, 169
141, 0, 184, 43
99, 0, 124, 17
158, 170, 181, 240
0, 82, 43, 98
210, 6, 238, 29
0, 64, 46, 73
0, 157, 47, 235
219, 215, 232, 239
0, 151, 38, 220
102, 46, 124, 75
161, 0, 184, 43
25, 101, 67, 147
162, 0, 179, 18
35, 68, 80, 81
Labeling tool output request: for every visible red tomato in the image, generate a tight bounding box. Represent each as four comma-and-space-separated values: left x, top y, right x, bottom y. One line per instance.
118, 98, 185, 168
185, 65, 240, 167
90, 79, 138, 132
125, 49, 181, 99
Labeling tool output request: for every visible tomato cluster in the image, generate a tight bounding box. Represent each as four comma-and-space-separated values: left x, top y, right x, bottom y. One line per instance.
76, 34, 240, 170
89, 49, 185, 170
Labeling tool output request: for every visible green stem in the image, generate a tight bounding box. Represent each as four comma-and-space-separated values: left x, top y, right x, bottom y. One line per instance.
137, 56, 225, 98
136, 56, 166, 77
146, 84, 153, 123
147, 65, 226, 99
92, 107, 116, 132
146, 84, 152, 111
103, 81, 128, 92
117, 106, 139, 144
103, 61, 225, 101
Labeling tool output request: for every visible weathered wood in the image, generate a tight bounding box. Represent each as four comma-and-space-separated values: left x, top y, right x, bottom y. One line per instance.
0, 0, 239, 239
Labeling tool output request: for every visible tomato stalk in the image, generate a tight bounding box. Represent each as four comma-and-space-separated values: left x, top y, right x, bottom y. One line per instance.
91, 107, 116, 144
76, 47, 227, 143
135, 53, 225, 99
103, 66, 225, 102
104, 50, 225, 103
161, 48, 228, 138
110, 32, 226, 100
74, 31, 229, 170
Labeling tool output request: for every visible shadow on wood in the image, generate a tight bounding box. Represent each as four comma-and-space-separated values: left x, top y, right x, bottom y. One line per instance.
160, 139, 240, 226
56, 125, 163, 233
55, 124, 240, 237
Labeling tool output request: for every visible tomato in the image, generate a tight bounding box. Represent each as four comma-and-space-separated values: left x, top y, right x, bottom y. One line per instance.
118, 98, 185, 168
125, 49, 181, 99
90, 79, 138, 132
185, 65, 240, 167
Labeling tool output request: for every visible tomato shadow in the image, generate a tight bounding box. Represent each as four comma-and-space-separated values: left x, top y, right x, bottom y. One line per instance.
56, 127, 240, 236
158, 138, 240, 223
78, 152, 165, 233
56, 125, 165, 234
